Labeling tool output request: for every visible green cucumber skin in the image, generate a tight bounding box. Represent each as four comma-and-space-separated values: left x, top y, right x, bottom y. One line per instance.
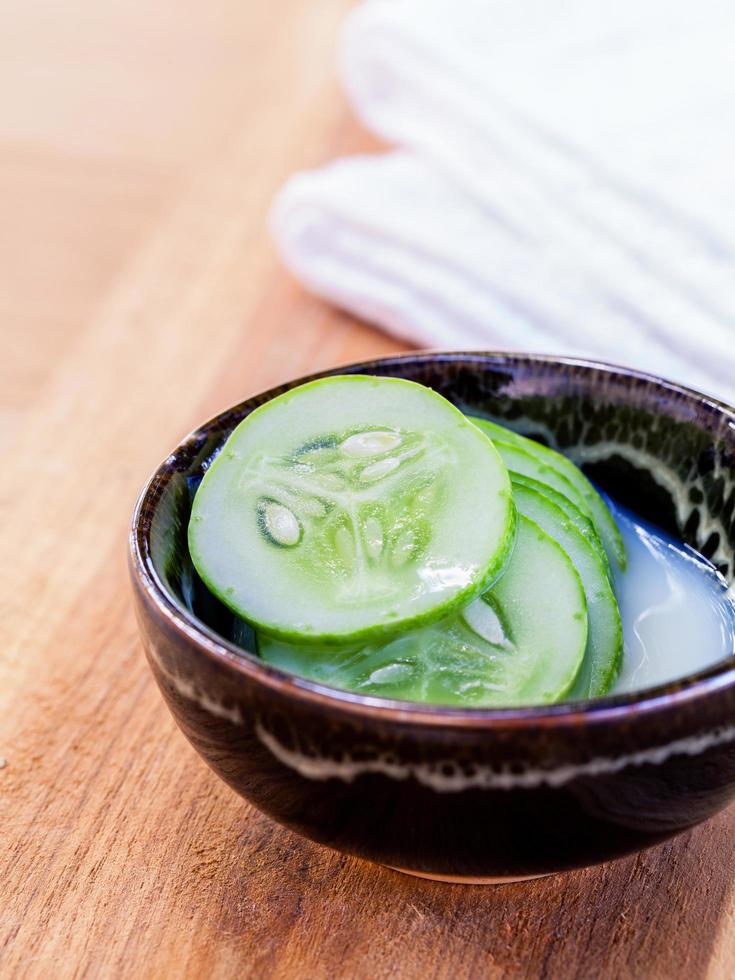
189, 375, 517, 646
509, 472, 610, 577
257, 515, 588, 708
470, 416, 626, 571
512, 483, 623, 698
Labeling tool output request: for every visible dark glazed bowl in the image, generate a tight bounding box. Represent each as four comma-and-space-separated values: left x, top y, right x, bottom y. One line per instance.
129, 353, 735, 882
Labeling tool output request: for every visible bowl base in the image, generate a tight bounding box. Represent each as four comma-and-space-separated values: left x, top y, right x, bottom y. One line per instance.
387, 865, 552, 885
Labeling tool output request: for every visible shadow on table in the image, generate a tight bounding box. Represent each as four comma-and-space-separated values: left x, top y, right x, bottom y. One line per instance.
212, 805, 734, 979
375, 814, 735, 979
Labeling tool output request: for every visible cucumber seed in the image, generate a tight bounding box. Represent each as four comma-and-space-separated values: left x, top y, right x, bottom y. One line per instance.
364, 517, 384, 559
340, 430, 401, 457
361, 457, 401, 481
391, 529, 416, 566
262, 502, 301, 547
462, 598, 509, 647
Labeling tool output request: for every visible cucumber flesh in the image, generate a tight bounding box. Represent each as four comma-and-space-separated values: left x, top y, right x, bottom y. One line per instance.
512, 482, 623, 698
470, 417, 626, 570
257, 516, 588, 707
510, 472, 609, 575
189, 376, 516, 645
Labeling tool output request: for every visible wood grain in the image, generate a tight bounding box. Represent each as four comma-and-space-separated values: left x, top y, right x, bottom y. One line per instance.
1, 2, 734, 977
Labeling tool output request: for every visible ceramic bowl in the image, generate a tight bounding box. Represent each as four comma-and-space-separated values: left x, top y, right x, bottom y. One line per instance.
129, 352, 735, 882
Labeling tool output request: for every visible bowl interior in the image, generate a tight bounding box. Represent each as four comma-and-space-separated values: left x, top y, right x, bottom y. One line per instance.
139, 353, 735, 701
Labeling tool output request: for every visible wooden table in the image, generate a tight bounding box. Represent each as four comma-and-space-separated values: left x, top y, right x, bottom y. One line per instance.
2, 2, 734, 976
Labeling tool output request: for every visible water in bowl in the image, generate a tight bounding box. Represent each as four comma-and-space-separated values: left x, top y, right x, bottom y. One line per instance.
609, 498, 735, 694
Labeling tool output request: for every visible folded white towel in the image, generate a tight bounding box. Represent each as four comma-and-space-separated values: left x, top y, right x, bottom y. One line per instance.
272, 0, 735, 399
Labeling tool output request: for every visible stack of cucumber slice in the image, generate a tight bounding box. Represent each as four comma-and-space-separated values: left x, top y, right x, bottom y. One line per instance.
189, 376, 626, 707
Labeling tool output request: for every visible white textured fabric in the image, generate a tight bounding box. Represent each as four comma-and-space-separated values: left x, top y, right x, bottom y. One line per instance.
271, 0, 735, 399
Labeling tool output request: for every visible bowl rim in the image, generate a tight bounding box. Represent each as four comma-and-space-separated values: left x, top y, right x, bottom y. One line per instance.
129, 349, 735, 730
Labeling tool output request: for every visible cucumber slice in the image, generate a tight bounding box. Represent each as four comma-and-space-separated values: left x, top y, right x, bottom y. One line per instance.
189, 376, 516, 645
510, 472, 609, 574
512, 483, 623, 698
492, 439, 590, 515
470, 417, 626, 570
257, 516, 587, 707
